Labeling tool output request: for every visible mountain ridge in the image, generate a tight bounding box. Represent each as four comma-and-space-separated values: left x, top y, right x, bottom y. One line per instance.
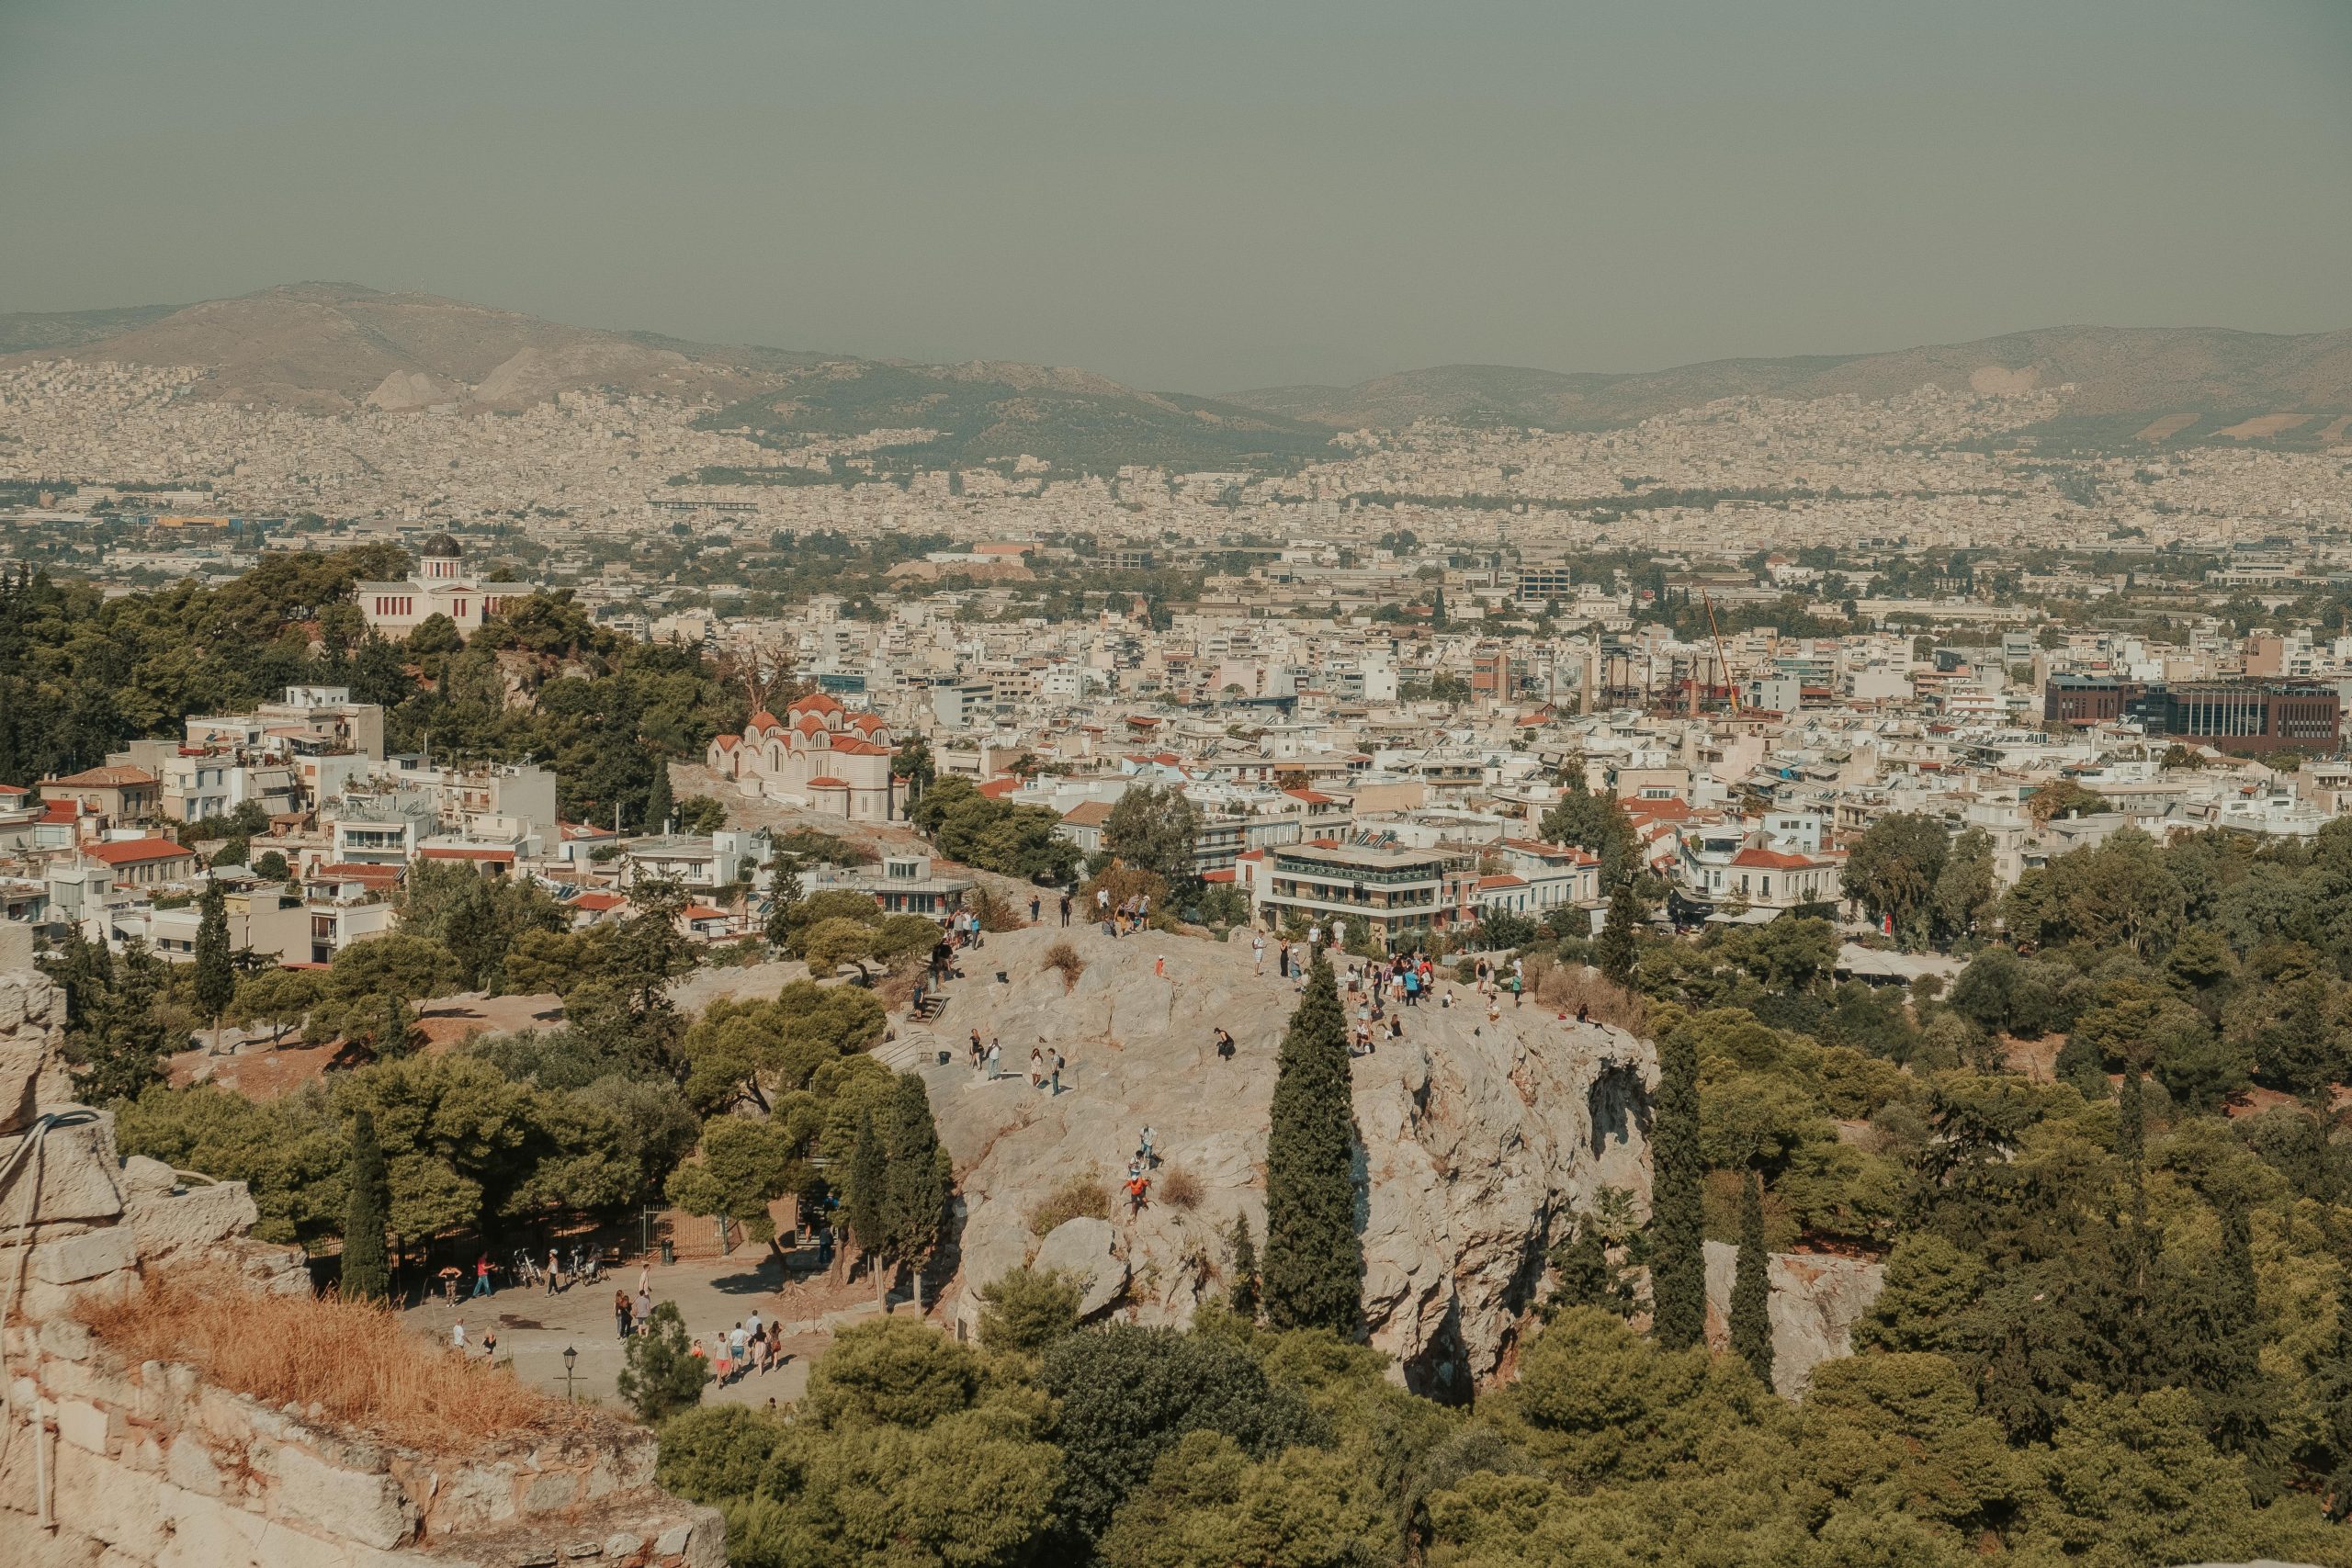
1227, 324, 2352, 438
8, 285, 2351, 460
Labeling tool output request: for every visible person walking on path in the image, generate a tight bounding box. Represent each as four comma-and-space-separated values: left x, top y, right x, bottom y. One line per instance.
473, 1253, 493, 1298
546, 1247, 561, 1294
615, 1290, 632, 1340
634, 1287, 651, 1335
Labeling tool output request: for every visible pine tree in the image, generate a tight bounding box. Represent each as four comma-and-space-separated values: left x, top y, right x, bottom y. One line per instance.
1598, 877, 1641, 987
617, 1301, 708, 1423
1730, 1168, 1774, 1387
1261, 953, 1363, 1335
642, 756, 673, 835
1226, 1212, 1261, 1319
880, 1073, 951, 1310
193, 875, 235, 1054
341, 1109, 392, 1304
845, 1106, 888, 1303
1649, 1021, 1706, 1349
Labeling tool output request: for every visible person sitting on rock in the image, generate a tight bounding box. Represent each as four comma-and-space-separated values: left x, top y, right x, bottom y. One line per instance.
1214, 1027, 1236, 1061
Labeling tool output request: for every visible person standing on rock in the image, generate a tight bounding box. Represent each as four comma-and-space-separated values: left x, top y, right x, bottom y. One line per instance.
1059, 893, 1072, 927
1052, 1050, 1066, 1094
1029, 1046, 1045, 1089
986, 1039, 1002, 1079
1252, 934, 1266, 975
1030, 895, 1042, 923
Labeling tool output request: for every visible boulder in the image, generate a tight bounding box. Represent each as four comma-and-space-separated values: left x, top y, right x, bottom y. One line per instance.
1702, 1240, 1885, 1397
925, 926, 1656, 1396
1031, 1216, 1125, 1319
124, 1180, 262, 1263
0, 1110, 127, 1234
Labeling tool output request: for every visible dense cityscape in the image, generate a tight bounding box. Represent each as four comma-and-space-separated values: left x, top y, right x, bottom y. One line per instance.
8, 4, 2352, 1565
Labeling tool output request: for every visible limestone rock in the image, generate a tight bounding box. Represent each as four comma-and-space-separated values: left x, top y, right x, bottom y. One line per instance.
0, 1111, 128, 1234
925, 926, 1656, 1395
124, 1181, 262, 1264
1702, 1240, 1885, 1397
1030, 1216, 1125, 1319
121, 1156, 177, 1197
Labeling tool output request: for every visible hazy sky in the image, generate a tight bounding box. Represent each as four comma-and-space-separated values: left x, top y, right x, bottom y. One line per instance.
4, 2, 2350, 393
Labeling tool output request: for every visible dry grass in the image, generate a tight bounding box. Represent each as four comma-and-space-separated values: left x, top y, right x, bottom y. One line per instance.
1159, 1163, 1204, 1211
77, 1268, 590, 1454
1535, 964, 1648, 1032
1043, 941, 1085, 992
1028, 1166, 1112, 1236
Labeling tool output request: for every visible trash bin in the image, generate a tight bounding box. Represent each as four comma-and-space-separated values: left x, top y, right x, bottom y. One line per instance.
659, 1238, 674, 1266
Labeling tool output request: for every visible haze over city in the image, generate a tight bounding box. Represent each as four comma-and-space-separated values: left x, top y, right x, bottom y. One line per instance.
6, 1, 2352, 390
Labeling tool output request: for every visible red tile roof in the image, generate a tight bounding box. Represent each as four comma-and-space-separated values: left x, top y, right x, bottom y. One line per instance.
85, 838, 195, 867
1730, 846, 1815, 870
46, 765, 157, 789
807, 775, 849, 789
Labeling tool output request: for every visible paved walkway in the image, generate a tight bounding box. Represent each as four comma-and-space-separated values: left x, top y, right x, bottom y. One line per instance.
399, 1252, 872, 1413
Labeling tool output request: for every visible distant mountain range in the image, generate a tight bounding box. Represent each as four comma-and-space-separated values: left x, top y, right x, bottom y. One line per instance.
6, 284, 2349, 466
1228, 327, 2352, 451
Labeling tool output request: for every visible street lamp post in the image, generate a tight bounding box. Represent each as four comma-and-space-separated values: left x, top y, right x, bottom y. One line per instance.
560, 1345, 581, 1404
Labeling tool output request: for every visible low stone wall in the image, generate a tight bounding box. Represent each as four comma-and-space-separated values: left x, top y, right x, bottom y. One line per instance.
0, 1315, 723, 1568
0, 923, 725, 1568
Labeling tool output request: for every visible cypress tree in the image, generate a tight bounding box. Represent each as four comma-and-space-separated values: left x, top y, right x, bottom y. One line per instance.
880, 1073, 951, 1309
193, 874, 234, 1054
1649, 1022, 1706, 1349
1226, 1212, 1261, 1319
845, 1106, 888, 1303
341, 1110, 392, 1304
376, 991, 415, 1059
642, 757, 674, 835
1261, 953, 1363, 1335
1730, 1168, 1774, 1386
1597, 877, 1641, 987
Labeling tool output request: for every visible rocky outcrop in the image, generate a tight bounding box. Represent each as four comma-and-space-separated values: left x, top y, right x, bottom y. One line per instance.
911, 926, 1656, 1398
1702, 1241, 1886, 1398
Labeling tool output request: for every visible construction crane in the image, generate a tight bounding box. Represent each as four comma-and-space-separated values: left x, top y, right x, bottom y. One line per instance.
1703, 592, 1744, 716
